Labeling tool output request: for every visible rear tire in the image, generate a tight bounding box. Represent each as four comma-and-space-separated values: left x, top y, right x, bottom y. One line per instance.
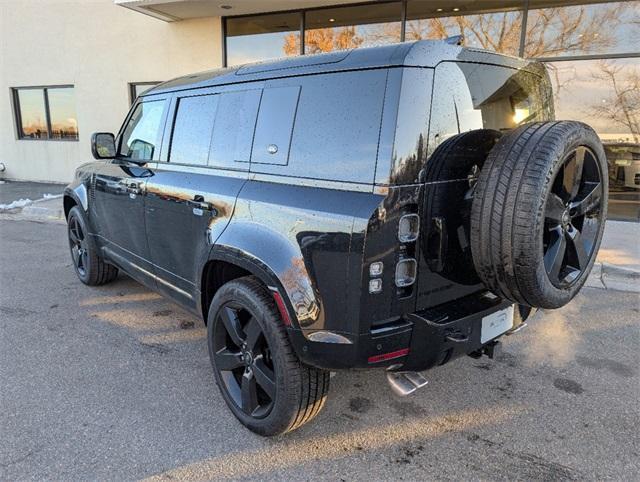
67, 206, 118, 286
207, 276, 330, 436
471, 121, 607, 309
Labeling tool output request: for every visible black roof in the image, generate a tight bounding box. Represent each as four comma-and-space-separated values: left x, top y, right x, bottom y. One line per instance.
145, 40, 537, 96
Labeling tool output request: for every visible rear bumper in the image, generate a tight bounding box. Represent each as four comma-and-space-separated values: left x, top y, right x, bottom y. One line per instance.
289, 292, 515, 372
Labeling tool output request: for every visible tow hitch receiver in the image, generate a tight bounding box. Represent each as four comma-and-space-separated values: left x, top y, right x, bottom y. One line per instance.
386, 371, 429, 396
468, 340, 501, 359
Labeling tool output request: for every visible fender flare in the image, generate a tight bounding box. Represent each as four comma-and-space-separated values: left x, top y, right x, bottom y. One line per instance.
63, 183, 89, 217
206, 221, 323, 331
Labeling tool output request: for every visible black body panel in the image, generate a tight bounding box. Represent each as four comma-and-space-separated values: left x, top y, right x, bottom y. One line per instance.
64, 41, 554, 371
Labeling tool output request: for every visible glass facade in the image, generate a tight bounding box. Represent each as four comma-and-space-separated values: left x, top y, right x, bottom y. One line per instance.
12, 86, 78, 140
406, 1, 524, 56
304, 3, 402, 54
226, 12, 301, 65
224, 0, 640, 220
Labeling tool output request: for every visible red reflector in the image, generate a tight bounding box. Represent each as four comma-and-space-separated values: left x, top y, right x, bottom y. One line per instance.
272, 291, 292, 327
368, 348, 410, 364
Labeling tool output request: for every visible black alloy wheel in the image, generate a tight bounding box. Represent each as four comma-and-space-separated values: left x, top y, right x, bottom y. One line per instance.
207, 276, 330, 436
470, 121, 608, 309
212, 302, 276, 418
68, 211, 89, 278
543, 146, 603, 288
66, 206, 118, 286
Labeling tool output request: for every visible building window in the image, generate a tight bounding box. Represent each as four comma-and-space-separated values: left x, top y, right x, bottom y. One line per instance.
525, 1, 640, 58
226, 12, 301, 66
304, 2, 402, 54
549, 57, 639, 221
12, 86, 78, 140
129, 82, 161, 105
406, 1, 524, 56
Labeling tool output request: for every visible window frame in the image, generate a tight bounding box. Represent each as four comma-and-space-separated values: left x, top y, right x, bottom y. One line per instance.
129, 82, 162, 106
11, 84, 78, 142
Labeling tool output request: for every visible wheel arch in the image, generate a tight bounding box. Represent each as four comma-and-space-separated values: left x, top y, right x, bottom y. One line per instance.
200, 247, 298, 331
63, 184, 89, 219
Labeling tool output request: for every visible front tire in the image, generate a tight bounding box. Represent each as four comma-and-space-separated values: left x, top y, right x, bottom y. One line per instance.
207, 276, 329, 436
67, 206, 118, 286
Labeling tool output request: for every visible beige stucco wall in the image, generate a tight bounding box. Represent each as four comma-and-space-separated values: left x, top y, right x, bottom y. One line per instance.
0, 0, 222, 183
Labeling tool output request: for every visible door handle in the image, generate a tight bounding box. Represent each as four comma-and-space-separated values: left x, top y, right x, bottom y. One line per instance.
187, 196, 218, 216
119, 180, 142, 194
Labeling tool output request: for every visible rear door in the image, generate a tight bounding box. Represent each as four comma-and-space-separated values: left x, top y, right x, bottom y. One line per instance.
92, 96, 169, 286
144, 85, 262, 309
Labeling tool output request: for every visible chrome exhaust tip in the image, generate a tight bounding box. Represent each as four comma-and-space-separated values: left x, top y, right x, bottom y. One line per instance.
386, 371, 429, 396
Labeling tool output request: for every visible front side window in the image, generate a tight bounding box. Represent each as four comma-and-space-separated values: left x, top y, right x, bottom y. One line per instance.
12, 86, 78, 140
118, 100, 165, 161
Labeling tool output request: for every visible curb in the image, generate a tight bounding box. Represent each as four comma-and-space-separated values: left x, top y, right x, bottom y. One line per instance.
586, 261, 640, 293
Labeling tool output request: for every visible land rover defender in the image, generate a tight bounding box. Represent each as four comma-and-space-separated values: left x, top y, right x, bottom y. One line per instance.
64, 40, 608, 436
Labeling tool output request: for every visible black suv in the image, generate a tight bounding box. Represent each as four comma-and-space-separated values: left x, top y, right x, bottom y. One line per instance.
64, 40, 608, 436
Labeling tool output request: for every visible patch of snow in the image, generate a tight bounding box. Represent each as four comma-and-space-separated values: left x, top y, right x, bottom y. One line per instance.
41, 193, 63, 200
0, 198, 33, 211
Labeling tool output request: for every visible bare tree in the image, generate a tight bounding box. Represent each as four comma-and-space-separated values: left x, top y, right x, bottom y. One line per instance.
283, 26, 362, 56
281, 3, 635, 59
587, 62, 640, 142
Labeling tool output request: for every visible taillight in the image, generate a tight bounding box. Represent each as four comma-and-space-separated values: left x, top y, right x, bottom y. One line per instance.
395, 258, 417, 287
398, 213, 420, 242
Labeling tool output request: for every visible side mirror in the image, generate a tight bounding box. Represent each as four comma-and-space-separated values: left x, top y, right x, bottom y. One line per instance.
91, 132, 116, 159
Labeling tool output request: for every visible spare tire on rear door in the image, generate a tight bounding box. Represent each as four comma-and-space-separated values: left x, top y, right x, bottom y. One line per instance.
470, 121, 608, 309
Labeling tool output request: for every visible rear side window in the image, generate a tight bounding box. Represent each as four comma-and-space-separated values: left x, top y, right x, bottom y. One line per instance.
251, 86, 300, 165
119, 100, 166, 161
169, 94, 218, 165
250, 70, 387, 184
209, 89, 262, 169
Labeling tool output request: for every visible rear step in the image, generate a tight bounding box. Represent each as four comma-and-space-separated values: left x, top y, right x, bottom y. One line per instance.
386, 371, 429, 396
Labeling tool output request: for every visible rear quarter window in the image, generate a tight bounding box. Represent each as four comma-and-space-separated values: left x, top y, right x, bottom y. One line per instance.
249, 70, 388, 184
169, 94, 218, 166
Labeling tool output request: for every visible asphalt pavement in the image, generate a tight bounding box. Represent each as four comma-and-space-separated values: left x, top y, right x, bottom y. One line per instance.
0, 181, 63, 205
1, 219, 639, 481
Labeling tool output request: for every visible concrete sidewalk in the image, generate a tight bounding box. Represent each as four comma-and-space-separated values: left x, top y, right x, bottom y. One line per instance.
1, 183, 638, 293
585, 221, 640, 292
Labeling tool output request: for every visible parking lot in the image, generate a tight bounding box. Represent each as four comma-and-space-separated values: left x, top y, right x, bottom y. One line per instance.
1, 218, 639, 480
